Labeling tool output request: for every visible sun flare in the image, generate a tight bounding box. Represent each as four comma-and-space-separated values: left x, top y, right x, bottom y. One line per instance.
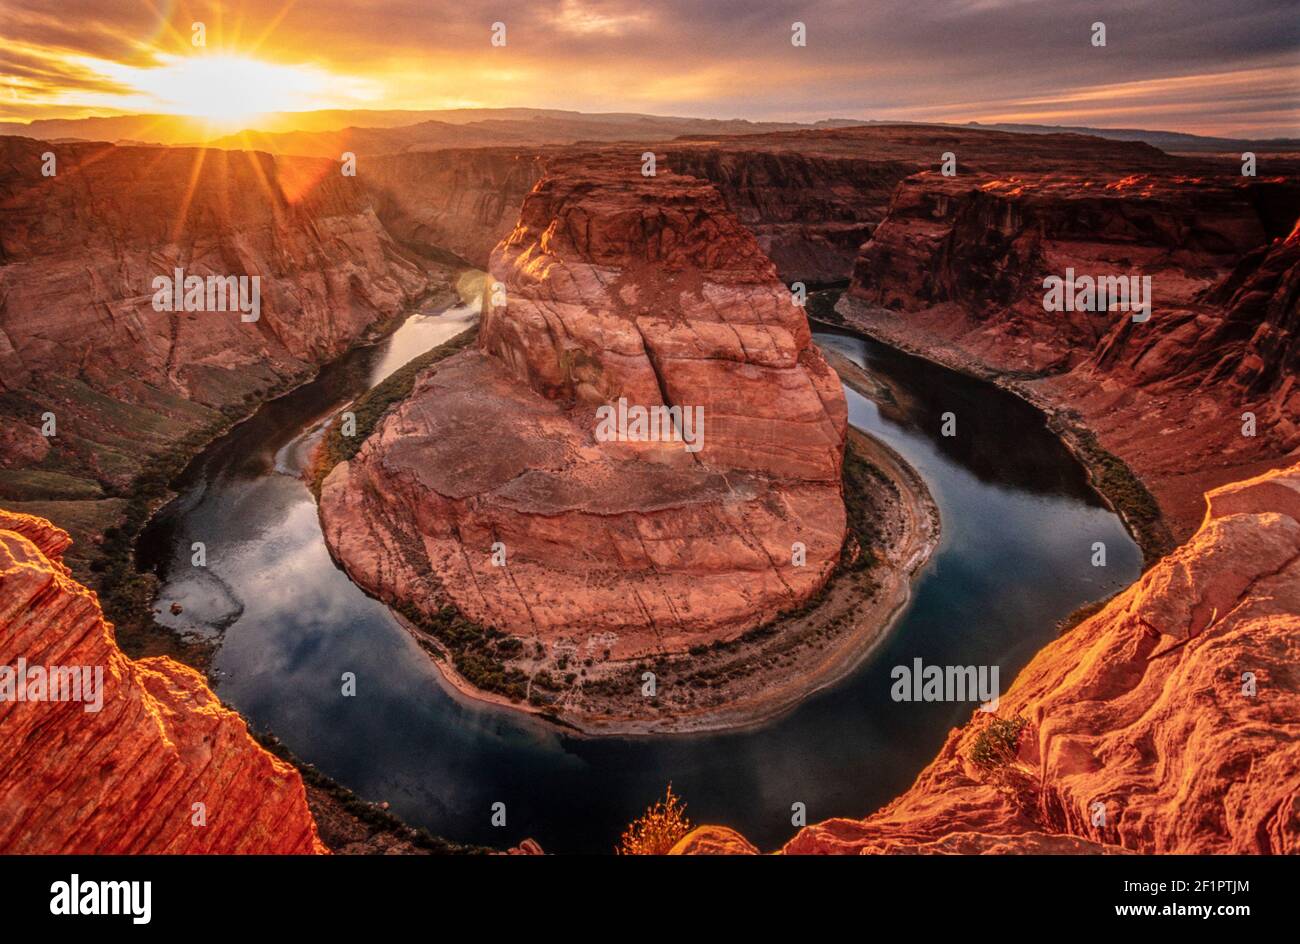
95, 54, 342, 126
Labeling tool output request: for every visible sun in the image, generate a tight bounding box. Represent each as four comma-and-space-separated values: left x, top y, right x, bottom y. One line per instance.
107, 54, 338, 127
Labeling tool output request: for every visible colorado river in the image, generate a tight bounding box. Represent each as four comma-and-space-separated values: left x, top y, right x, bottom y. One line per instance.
136, 299, 1140, 854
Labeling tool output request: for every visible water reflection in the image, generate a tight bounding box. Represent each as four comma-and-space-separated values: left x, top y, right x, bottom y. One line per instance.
816, 329, 1101, 500
137, 310, 1140, 853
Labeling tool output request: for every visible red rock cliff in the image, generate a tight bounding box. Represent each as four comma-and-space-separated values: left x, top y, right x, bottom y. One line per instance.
0, 136, 431, 491
674, 462, 1300, 854
842, 154, 1300, 538
0, 508, 325, 853
320, 161, 846, 676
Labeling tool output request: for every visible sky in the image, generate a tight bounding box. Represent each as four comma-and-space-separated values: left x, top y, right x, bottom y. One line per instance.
1, 0, 1297, 137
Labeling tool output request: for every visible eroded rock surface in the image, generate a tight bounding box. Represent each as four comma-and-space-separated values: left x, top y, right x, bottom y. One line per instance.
0, 509, 324, 853
676, 463, 1300, 854
0, 136, 432, 492
842, 163, 1300, 539
321, 163, 847, 675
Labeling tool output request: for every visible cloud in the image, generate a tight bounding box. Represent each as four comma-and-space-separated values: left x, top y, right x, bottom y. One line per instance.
0, 0, 1295, 136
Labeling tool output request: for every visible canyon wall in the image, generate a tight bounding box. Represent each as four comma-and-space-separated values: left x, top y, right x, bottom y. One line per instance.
663, 126, 1176, 285
357, 126, 1184, 287
363, 148, 548, 265
661, 146, 917, 284
319, 160, 847, 693
673, 461, 1300, 855
0, 509, 324, 853
841, 155, 1300, 539
0, 135, 433, 498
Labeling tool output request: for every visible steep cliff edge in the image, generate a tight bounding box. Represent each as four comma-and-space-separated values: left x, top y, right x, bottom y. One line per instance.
318, 161, 910, 732
358, 125, 1193, 287
673, 462, 1300, 854
0, 508, 325, 853
363, 148, 547, 265
841, 161, 1300, 540
0, 135, 433, 499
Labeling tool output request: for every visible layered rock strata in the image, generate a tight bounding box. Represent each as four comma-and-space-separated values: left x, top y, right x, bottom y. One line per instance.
841, 162, 1300, 539
0, 509, 325, 853
320, 163, 848, 693
0, 135, 431, 496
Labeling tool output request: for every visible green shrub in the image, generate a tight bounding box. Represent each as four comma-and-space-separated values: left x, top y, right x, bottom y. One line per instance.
969, 715, 1028, 769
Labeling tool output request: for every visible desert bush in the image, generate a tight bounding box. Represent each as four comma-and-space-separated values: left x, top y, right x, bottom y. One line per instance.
969, 715, 1028, 769
617, 784, 692, 855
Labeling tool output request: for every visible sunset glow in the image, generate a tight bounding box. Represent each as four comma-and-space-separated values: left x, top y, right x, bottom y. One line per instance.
1, 0, 1295, 137
91, 54, 358, 125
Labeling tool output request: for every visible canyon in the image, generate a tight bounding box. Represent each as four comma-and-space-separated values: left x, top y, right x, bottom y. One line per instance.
1, 118, 1297, 852
672, 460, 1300, 855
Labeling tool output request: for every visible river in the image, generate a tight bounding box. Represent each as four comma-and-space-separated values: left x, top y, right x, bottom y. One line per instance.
136, 299, 1140, 854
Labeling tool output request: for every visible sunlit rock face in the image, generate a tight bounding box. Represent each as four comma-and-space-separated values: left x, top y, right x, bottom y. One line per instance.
320, 162, 847, 662
480, 162, 847, 482
676, 463, 1300, 855
0, 136, 430, 487
0, 509, 325, 854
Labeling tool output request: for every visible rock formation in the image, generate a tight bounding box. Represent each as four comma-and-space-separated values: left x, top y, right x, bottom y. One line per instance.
359, 125, 1191, 286
661, 144, 918, 285
320, 161, 847, 686
674, 462, 1300, 854
0, 509, 325, 853
0, 135, 432, 494
841, 154, 1300, 539
364, 147, 547, 265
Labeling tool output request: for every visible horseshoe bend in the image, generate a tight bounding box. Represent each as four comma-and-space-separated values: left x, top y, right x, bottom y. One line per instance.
316, 162, 938, 732
1, 122, 1298, 858
0, 2, 1298, 874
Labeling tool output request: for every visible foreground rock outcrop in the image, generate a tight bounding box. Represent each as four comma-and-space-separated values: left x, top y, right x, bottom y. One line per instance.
320, 161, 854, 725
674, 462, 1300, 854
0, 509, 324, 853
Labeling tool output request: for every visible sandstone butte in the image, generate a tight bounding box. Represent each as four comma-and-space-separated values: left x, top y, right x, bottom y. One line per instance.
320, 160, 848, 668
671, 460, 1300, 855
354, 127, 1300, 546
0, 508, 325, 853
839, 163, 1300, 542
